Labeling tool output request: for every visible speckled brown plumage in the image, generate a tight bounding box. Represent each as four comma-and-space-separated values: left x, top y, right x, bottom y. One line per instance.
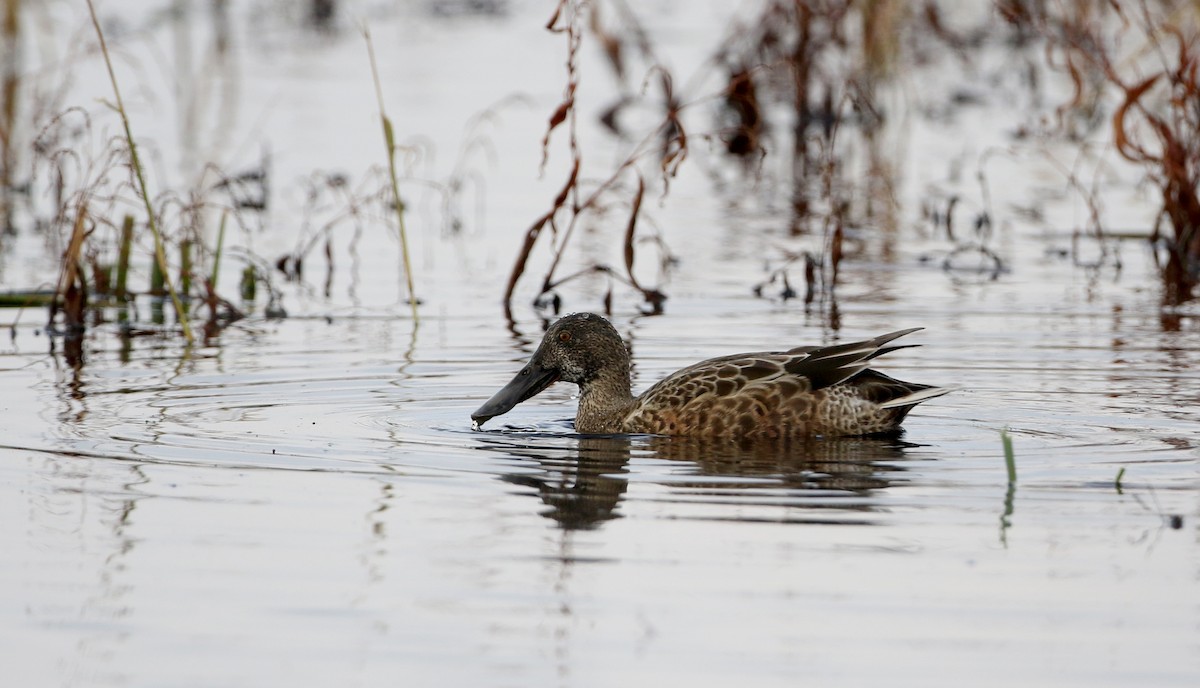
472, 313, 948, 439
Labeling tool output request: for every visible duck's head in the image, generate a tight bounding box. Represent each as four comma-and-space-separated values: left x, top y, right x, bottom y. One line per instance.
472, 313, 628, 428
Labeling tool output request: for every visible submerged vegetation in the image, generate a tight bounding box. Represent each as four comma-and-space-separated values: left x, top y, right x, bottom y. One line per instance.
0, 0, 1197, 360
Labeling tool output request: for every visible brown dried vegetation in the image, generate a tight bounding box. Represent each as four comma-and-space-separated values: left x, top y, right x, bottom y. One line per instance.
507, 0, 1200, 314
1005, 0, 1200, 303
504, 0, 912, 317
503, 0, 674, 318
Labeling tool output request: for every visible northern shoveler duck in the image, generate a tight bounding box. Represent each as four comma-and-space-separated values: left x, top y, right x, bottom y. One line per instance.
472, 313, 948, 438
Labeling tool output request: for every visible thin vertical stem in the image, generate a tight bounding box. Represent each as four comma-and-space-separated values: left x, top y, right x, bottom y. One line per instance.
86, 0, 194, 344
0, 0, 21, 237
364, 27, 418, 323
115, 214, 133, 299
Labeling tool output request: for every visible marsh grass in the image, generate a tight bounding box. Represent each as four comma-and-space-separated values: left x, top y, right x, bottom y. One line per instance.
503, 0, 920, 319
1009, 0, 1200, 304
4, 4, 494, 355
28, 110, 254, 347
12, 1, 1198, 344
86, 0, 193, 344
504, 0, 1200, 317
114, 214, 133, 299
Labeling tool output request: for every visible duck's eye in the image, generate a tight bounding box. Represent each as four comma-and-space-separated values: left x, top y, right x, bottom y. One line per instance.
558, 331, 572, 343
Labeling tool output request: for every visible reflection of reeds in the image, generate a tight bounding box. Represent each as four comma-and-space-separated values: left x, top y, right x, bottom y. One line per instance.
716, 0, 909, 238
86, 0, 194, 343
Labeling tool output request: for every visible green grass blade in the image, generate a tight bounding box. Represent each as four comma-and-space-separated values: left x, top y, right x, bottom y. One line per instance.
211, 211, 227, 287
1001, 427, 1016, 485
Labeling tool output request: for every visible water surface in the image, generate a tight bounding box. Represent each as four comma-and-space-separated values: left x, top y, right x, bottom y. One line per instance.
2, 2, 1198, 687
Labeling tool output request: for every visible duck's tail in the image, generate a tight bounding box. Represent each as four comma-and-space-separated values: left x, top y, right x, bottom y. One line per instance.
877, 385, 952, 410
847, 369, 951, 427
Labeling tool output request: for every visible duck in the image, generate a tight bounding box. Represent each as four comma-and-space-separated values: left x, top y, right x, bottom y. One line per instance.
471, 313, 948, 438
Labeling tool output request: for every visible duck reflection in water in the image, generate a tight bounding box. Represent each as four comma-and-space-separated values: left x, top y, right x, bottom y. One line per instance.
490, 433, 918, 530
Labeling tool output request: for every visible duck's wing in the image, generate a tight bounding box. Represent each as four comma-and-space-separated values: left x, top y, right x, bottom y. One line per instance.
635, 351, 796, 406
636, 328, 924, 405
624, 329, 931, 436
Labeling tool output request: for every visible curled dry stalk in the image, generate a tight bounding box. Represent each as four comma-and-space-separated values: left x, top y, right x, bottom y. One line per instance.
364, 26, 418, 322
86, 0, 193, 344
1024, 0, 1200, 303
1111, 48, 1200, 304
442, 95, 532, 236
277, 170, 373, 283
508, 1, 913, 317
503, 0, 674, 317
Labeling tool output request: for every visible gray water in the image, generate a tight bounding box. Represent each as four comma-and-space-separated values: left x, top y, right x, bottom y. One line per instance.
2, 2, 1198, 686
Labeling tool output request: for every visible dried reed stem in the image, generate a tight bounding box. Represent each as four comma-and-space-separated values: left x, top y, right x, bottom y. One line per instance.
0, 0, 19, 237
53, 198, 89, 333
86, 0, 194, 343
364, 26, 418, 322
115, 214, 133, 299
211, 210, 227, 287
